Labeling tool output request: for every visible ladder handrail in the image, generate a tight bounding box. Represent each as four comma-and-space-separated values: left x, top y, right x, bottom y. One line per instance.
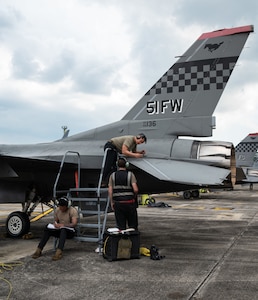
97, 147, 114, 197
53, 151, 81, 200
52, 151, 111, 251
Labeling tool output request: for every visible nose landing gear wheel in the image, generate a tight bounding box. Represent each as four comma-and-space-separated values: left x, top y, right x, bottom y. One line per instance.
6, 211, 30, 237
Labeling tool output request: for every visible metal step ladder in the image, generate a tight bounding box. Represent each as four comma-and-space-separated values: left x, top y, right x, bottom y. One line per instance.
53, 148, 112, 248
68, 187, 109, 244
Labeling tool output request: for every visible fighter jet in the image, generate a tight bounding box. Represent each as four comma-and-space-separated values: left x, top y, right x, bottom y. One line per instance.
0, 25, 254, 237
235, 132, 258, 186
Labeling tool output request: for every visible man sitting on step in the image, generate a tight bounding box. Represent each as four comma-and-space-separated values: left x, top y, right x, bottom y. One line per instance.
31, 196, 78, 261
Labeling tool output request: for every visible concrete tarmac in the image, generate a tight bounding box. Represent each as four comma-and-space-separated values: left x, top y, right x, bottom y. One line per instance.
1, 186, 258, 300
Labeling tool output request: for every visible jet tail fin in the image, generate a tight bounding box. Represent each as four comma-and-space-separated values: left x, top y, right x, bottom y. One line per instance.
122, 25, 254, 138
236, 132, 258, 168
235, 132, 258, 183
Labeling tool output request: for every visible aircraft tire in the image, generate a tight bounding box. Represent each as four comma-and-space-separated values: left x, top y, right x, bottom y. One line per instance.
6, 211, 30, 238
191, 190, 200, 199
145, 197, 155, 205
183, 191, 191, 199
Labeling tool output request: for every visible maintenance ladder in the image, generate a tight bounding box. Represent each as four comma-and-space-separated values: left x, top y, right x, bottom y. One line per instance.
68, 187, 109, 244
53, 148, 111, 248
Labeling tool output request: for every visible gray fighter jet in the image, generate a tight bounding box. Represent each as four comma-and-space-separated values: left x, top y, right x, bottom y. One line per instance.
0, 25, 254, 236
235, 132, 258, 186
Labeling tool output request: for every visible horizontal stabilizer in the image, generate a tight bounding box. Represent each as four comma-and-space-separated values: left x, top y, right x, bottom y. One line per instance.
130, 158, 230, 186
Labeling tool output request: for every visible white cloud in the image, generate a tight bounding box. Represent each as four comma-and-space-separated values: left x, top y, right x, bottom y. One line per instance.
0, 47, 12, 79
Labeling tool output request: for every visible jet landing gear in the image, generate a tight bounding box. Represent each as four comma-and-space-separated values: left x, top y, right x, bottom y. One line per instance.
6, 202, 54, 238
6, 188, 37, 237
6, 211, 30, 237
6, 188, 55, 238
183, 190, 200, 199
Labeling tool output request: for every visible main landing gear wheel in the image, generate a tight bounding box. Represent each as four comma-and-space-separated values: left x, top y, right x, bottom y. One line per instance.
183, 190, 200, 199
191, 190, 200, 199
6, 211, 30, 237
183, 191, 192, 199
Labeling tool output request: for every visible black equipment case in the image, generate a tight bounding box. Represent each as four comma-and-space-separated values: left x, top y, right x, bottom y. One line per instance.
103, 230, 140, 262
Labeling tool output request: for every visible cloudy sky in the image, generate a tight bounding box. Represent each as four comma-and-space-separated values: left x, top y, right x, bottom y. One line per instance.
0, 0, 257, 146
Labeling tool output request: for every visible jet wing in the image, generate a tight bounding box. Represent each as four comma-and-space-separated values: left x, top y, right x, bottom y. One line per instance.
130, 158, 230, 186
0, 155, 77, 178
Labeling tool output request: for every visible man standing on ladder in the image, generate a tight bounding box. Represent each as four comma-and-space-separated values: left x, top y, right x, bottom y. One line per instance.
102, 133, 147, 184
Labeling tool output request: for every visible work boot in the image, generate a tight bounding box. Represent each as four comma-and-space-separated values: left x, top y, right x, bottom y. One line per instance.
31, 247, 42, 259
52, 248, 63, 261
